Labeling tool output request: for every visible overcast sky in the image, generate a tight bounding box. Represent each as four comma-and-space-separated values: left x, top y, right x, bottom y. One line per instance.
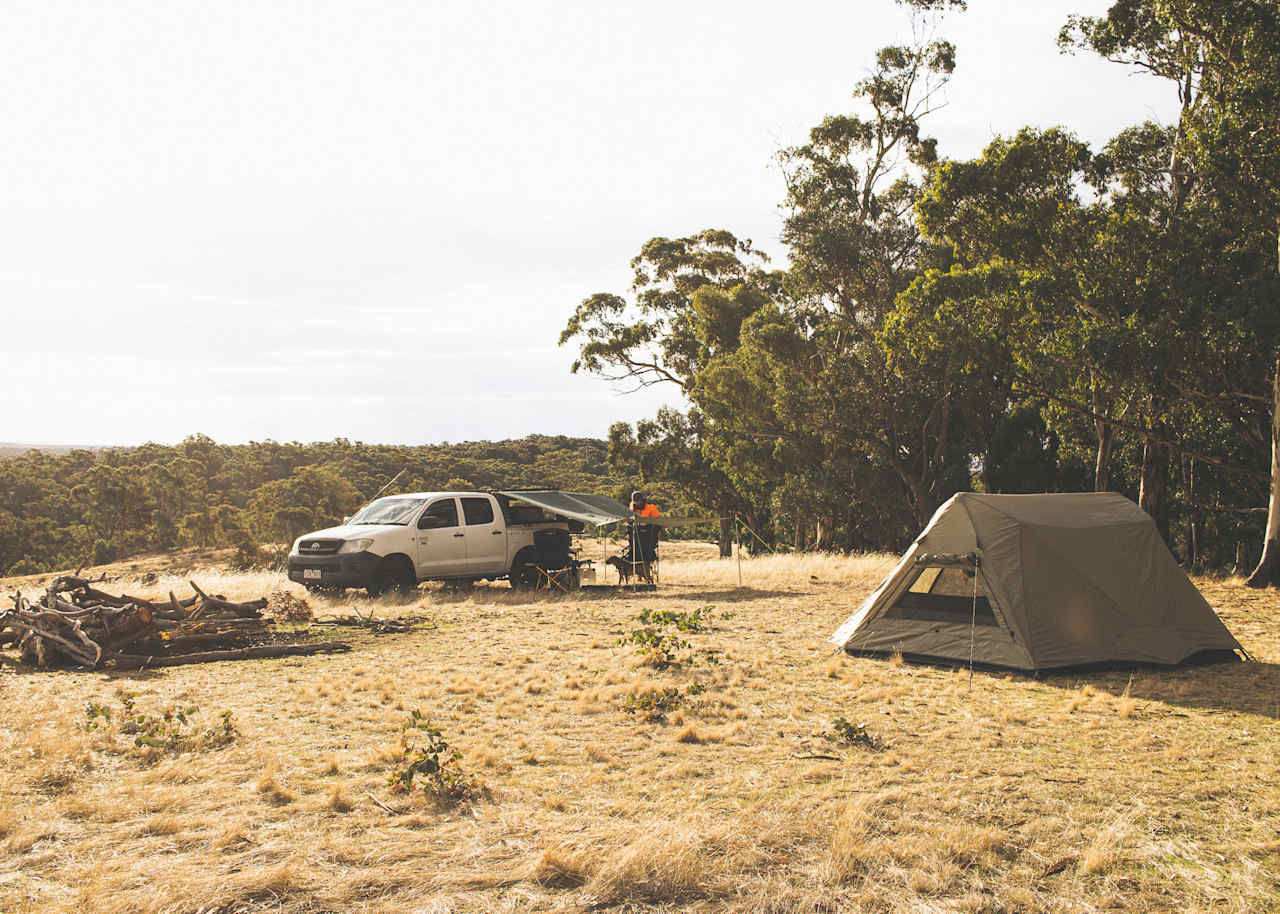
1, 0, 1175, 447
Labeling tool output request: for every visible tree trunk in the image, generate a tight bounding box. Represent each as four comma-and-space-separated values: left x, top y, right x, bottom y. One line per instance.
1246, 351, 1280, 587
1186, 458, 1198, 571
717, 517, 733, 559
1234, 541, 1249, 576
1094, 419, 1114, 492
1139, 420, 1171, 545
815, 516, 834, 551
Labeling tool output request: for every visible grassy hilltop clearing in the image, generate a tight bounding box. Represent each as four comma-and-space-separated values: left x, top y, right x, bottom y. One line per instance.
1, 546, 1276, 913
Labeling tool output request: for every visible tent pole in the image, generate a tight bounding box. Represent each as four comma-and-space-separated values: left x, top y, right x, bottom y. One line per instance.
967, 562, 978, 691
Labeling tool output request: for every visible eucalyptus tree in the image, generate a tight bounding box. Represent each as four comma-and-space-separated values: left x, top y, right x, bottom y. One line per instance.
753, 0, 1004, 533
1062, 0, 1280, 580
559, 230, 773, 394
559, 230, 778, 548
561, 0, 982, 547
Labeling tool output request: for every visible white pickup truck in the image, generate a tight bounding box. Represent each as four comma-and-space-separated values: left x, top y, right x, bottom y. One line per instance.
286, 491, 576, 595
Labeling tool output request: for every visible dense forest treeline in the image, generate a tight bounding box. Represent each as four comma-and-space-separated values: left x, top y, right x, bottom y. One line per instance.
0, 435, 705, 575
563, 0, 1280, 577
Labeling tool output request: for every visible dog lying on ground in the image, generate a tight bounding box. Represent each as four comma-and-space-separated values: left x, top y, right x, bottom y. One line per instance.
605, 555, 654, 586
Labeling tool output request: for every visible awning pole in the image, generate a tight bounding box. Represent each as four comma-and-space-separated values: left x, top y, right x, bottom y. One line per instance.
735, 515, 743, 588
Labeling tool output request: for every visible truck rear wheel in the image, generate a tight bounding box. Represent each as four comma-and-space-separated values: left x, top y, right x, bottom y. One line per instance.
510, 561, 539, 591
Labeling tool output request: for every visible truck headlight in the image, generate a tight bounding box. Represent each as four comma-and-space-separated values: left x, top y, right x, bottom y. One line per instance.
339, 538, 374, 554
290, 537, 304, 556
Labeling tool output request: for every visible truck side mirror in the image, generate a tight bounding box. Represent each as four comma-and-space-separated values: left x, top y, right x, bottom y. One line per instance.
343, 516, 352, 524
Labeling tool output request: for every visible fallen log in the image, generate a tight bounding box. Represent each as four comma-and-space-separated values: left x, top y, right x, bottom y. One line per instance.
187, 581, 267, 620
110, 641, 351, 669
9, 619, 100, 666
127, 631, 262, 654
97, 605, 158, 653
313, 615, 421, 634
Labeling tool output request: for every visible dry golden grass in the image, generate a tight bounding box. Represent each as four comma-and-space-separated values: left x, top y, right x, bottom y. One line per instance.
1, 543, 1277, 913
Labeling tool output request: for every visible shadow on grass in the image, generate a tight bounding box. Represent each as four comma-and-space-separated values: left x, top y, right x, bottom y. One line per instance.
404, 583, 799, 605
1037, 659, 1280, 719
653, 586, 803, 603
849, 649, 1280, 719
0, 653, 167, 680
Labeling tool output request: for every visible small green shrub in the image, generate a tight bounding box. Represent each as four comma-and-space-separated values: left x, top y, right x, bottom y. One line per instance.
84, 691, 238, 753
635, 607, 707, 632
120, 701, 201, 750
617, 625, 690, 668
618, 607, 723, 668
826, 717, 886, 751
388, 710, 482, 805
81, 700, 113, 730
620, 682, 705, 722
203, 710, 239, 747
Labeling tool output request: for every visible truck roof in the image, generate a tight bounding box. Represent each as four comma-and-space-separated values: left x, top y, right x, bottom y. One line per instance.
378, 491, 487, 499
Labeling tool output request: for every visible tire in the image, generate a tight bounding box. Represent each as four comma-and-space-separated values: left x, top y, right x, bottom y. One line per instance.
368, 557, 417, 597
509, 561, 539, 591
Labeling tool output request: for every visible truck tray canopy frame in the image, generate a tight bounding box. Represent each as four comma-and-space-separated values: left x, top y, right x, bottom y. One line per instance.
498, 490, 713, 529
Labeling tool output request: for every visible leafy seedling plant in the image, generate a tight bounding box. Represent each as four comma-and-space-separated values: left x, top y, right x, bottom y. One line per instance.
620, 682, 705, 722
81, 691, 239, 753
618, 607, 721, 669
826, 716, 886, 751
388, 710, 482, 806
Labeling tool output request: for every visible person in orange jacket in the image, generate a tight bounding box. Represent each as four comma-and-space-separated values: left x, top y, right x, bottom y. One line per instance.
628, 491, 661, 573
630, 490, 659, 518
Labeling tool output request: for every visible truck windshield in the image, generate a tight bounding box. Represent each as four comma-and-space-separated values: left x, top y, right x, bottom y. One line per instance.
348, 496, 427, 526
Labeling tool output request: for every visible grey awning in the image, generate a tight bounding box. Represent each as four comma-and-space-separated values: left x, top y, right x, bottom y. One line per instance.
499, 490, 715, 528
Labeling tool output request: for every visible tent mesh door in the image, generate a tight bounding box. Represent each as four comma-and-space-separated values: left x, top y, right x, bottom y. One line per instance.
883, 566, 997, 625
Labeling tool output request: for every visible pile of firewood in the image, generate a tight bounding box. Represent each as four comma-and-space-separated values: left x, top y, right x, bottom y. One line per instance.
0, 576, 349, 670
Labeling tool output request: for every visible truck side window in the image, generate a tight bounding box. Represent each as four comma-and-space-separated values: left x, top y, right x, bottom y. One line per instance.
462, 497, 495, 526
418, 499, 459, 529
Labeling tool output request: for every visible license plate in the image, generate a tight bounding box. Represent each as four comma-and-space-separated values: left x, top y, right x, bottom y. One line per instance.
303, 568, 322, 581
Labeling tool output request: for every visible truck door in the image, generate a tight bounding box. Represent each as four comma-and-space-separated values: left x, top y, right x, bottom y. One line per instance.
460, 495, 506, 575
413, 497, 467, 578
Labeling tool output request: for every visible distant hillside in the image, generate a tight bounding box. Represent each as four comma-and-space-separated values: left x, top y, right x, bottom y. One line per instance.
0, 442, 95, 458
0, 433, 633, 574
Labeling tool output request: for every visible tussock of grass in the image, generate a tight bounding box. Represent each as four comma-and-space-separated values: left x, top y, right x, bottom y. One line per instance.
325, 785, 354, 813
824, 795, 884, 883
584, 819, 712, 905
1080, 816, 1135, 875
255, 763, 297, 806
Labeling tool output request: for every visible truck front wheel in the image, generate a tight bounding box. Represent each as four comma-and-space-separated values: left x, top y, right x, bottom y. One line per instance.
368, 556, 417, 597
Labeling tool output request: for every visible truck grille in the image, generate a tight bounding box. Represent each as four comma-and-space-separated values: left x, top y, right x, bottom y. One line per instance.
298, 539, 342, 555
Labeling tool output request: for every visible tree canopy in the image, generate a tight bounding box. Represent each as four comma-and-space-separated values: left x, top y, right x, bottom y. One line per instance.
560, 0, 1280, 574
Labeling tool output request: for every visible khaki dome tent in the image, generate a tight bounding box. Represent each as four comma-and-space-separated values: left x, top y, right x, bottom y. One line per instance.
830, 493, 1242, 671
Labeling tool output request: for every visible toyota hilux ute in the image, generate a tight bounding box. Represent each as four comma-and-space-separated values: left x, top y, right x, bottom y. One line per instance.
286, 491, 573, 595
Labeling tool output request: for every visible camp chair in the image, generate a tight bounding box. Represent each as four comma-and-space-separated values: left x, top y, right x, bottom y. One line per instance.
531, 528, 581, 592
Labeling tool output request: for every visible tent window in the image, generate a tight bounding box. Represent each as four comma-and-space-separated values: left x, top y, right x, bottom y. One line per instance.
884, 566, 997, 626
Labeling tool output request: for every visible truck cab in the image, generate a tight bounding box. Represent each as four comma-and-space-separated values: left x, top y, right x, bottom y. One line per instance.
286, 491, 570, 595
